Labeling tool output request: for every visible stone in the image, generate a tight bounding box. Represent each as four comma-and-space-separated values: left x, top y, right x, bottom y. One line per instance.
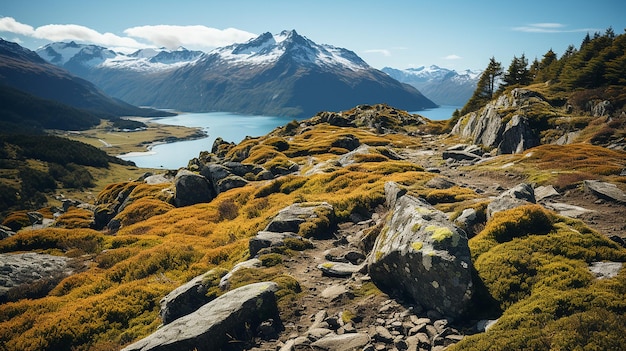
542, 202, 593, 218
589, 261, 623, 279
318, 262, 364, 278
249, 231, 302, 257
311, 333, 371, 351
534, 185, 560, 201
26, 211, 43, 225
373, 326, 394, 343
0, 253, 72, 297
385, 181, 407, 208
321, 284, 353, 301
584, 180, 626, 204
0, 225, 15, 240
487, 183, 536, 218
497, 115, 539, 154
143, 174, 172, 184
265, 202, 334, 237
160, 270, 215, 324
214, 175, 248, 194
454, 208, 478, 234
476, 319, 498, 332
368, 183, 473, 319
331, 134, 361, 151
425, 177, 456, 190
173, 170, 214, 207
405, 333, 430, 351
442, 150, 481, 162
121, 282, 280, 351
219, 259, 261, 290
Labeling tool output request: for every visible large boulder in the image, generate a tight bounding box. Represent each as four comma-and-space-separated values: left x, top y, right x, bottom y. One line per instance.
173, 170, 215, 207
368, 183, 473, 319
122, 282, 280, 351
265, 202, 334, 238
159, 270, 215, 325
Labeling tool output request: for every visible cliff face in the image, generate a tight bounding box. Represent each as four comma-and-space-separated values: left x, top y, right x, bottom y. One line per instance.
451, 88, 542, 154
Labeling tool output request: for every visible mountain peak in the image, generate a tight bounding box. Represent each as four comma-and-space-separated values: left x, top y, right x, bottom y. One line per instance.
216, 29, 369, 70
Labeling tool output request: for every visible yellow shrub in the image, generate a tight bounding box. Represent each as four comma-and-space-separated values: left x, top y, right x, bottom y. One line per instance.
54, 207, 94, 229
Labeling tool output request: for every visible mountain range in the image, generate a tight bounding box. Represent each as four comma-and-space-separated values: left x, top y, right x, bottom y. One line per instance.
35, 30, 437, 117
0, 38, 172, 125
382, 65, 481, 106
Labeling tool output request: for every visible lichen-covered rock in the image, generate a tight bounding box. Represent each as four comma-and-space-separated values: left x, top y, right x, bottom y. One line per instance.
368, 185, 473, 319
121, 282, 280, 351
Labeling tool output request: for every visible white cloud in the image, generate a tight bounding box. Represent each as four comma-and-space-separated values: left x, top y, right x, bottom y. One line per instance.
124, 25, 256, 49
363, 49, 391, 57
0, 17, 35, 35
512, 23, 596, 33
33, 24, 145, 48
444, 54, 462, 60
0, 17, 256, 51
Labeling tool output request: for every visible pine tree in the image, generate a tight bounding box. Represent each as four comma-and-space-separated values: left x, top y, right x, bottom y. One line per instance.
534, 49, 558, 83
501, 54, 531, 91
460, 57, 502, 115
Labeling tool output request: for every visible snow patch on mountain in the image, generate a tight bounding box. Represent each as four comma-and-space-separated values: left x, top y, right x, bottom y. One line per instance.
214, 30, 369, 71
36, 42, 204, 72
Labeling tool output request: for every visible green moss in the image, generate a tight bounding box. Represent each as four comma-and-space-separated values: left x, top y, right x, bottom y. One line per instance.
452, 205, 626, 351
259, 253, 283, 267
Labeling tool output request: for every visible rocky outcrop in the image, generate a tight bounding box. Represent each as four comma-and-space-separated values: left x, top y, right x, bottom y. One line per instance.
486, 183, 536, 218
0, 253, 72, 298
584, 180, 626, 204
249, 231, 304, 257
367, 182, 473, 319
122, 282, 280, 351
451, 88, 541, 154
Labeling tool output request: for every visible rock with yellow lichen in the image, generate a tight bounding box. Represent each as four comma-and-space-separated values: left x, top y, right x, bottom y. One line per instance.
367, 182, 473, 319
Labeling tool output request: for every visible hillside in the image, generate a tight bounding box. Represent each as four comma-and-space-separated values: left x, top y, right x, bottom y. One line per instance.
0, 30, 625, 351
0, 39, 174, 120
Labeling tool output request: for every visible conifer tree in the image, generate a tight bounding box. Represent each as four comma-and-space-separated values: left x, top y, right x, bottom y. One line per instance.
534, 49, 559, 83
460, 57, 502, 115
501, 54, 531, 91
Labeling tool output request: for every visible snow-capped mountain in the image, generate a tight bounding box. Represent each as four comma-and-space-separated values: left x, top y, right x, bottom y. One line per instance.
382, 65, 481, 106
36, 42, 204, 72
36, 30, 435, 118
213, 30, 369, 70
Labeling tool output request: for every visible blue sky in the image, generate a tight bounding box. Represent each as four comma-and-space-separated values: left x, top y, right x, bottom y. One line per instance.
1, 0, 624, 70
